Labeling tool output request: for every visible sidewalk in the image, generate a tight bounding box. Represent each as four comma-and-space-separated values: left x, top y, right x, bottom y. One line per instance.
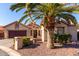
0, 39, 13, 47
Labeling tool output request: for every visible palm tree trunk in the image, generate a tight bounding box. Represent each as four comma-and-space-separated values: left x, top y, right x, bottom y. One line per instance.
47, 28, 54, 48
44, 16, 55, 48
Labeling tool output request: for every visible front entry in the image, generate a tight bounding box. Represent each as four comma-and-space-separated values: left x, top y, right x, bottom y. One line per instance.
33, 30, 37, 38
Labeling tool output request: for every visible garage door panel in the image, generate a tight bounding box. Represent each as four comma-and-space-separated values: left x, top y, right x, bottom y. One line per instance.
8, 30, 26, 38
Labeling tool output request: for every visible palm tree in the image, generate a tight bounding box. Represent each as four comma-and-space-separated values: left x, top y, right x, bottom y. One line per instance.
10, 3, 78, 48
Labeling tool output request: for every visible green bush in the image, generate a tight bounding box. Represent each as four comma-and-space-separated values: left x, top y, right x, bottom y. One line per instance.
66, 34, 72, 43
54, 34, 59, 43
54, 34, 71, 44
22, 37, 30, 46
58, 35, 64, 44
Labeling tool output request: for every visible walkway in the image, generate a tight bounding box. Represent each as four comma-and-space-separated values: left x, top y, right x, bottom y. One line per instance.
0, 49, 9, 56
0, 39, 13, 47
0, 39, 21, 56
18, 42, 79, 56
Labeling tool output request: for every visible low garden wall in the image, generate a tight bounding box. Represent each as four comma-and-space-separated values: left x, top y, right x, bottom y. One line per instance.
14, 36, 34, 50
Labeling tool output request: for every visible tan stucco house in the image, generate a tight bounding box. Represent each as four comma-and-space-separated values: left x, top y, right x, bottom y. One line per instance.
41, 20, 77, 42
0, 21, 41, 40
0, 20, 77, 42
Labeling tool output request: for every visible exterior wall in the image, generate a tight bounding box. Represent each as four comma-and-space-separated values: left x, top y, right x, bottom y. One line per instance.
55, 23, 68, 34
37, 29, 42, 39
67, 26, 77, 41
41, 25, 47, 42
41, 26, 45, 42
41, 22, 77, 42
55, 23, 77, 41
3, 21, 77, 42
4, 30, 8, 38
18, 24, 28, 30
5, 24, 15, 30
28, 28, 41, 41
26, 30, 30, 37
5, 24, 28, 30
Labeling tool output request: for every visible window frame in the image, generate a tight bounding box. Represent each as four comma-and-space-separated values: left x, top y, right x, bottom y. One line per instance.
57, 27, 64, 35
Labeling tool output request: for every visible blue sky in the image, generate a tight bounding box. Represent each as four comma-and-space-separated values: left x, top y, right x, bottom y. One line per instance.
0, 3, 26, 26
0, 3, 79, 26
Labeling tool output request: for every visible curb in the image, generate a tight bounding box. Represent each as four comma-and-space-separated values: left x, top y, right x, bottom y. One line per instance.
0, 46, 21, 56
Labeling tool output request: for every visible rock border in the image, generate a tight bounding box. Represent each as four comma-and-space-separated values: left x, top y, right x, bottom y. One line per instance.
0, 45, 21, 56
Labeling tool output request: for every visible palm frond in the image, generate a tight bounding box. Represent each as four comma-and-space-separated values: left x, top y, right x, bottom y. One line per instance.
18, 14, 28, 23
15, 7, 24, 12
10, 3, 26, 11
24, 18, 31, 24
10, 3, 78, 25
57, 13, 77, 25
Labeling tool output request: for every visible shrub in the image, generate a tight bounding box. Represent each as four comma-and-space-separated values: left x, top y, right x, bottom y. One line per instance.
54, 34, 59, 43
54, 34, 72, 44
22, 36, 30, 46
66, 34, 72, 43
58, 35, 64, 44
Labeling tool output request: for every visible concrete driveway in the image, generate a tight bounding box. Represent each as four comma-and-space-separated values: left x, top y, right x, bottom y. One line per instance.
0, 39, 22, 56
0, 39, 14, 47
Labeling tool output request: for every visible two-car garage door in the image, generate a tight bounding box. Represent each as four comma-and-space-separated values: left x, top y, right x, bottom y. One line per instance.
8, 30, 27, 38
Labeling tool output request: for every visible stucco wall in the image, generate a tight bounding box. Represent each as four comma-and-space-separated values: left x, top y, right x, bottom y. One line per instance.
5, 24, 28, 30
41, 22, 77, 42
28, 28, 41, 40
55, 23, 68, 34
4, 30, 8, 38
68, 26, 77, 41
41, 25, 47, 42
55, 23, 77, 41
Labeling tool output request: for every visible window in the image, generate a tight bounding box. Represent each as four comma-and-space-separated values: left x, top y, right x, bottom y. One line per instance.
57, 27, 64, 35
30, 30, 32, 36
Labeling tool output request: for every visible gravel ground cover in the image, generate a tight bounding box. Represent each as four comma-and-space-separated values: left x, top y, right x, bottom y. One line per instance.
18, 42, 79, 56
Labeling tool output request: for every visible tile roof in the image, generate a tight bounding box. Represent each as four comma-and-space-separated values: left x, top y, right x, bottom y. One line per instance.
4, 21, 27, 28
40, 19, 75, 26
0, 26, 5, 31
26, 21, 40, 29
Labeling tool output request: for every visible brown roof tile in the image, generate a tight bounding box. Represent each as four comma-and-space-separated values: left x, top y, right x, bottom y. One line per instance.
40, 19, 75, 26
27, 21, 39, 29
0, 26, 5, 30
